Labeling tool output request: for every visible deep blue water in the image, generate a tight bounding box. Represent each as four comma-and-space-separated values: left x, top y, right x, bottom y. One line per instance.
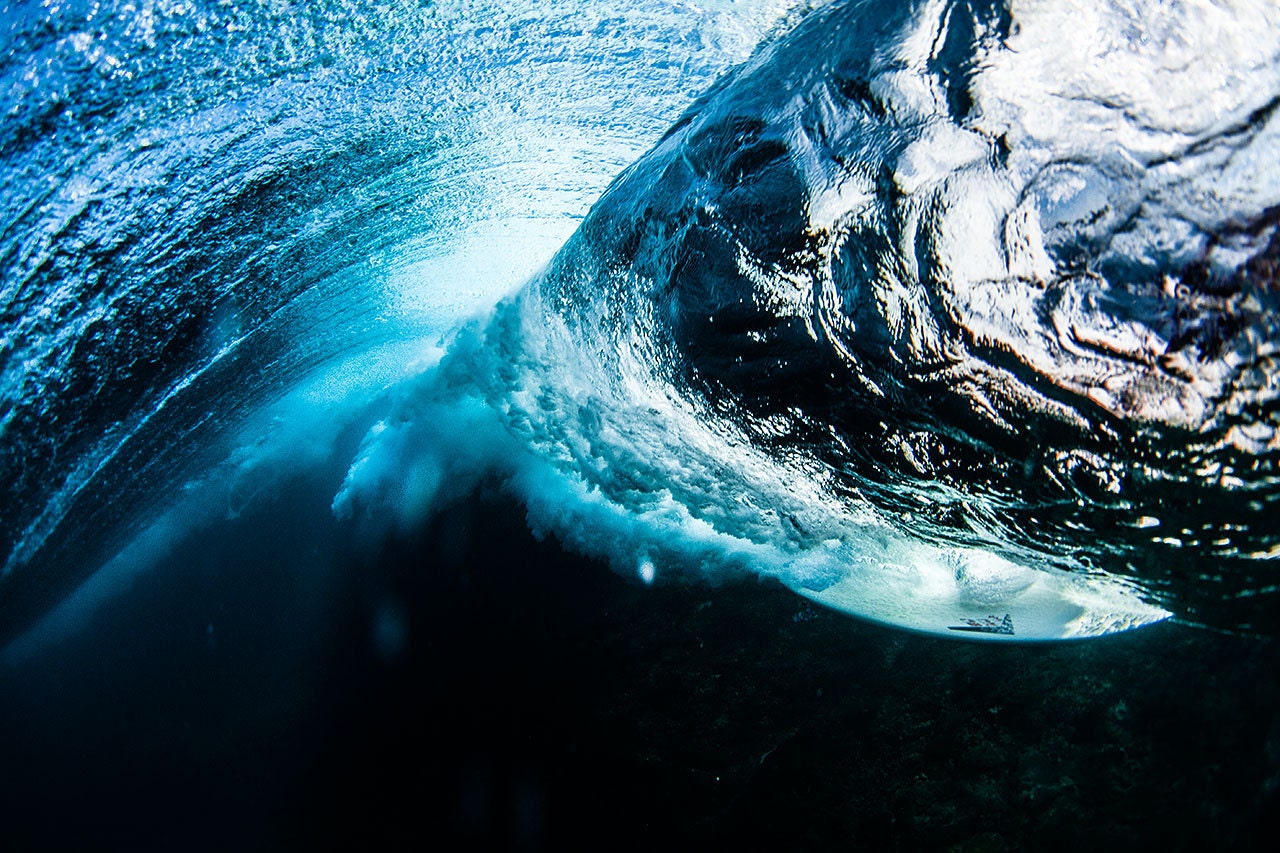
2, 0, 1279, 848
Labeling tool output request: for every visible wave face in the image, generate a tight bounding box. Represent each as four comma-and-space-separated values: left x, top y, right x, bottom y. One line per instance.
0, 0, 802, 640
3, 0, 1279, 642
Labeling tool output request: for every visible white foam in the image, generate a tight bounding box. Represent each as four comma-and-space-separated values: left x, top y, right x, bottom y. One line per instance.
327, 301, 1170, 642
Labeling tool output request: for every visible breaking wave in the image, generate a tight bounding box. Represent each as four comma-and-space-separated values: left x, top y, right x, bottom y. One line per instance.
3, 0, 1279, 646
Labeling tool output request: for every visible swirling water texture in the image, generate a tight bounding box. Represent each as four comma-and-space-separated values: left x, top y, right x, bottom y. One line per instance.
368, 0, 1280, 633
592, 0, 1277, 629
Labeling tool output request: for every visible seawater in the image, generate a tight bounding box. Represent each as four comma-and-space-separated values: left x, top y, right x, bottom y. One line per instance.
2, 1, 1279, 849
1, 0, 806, 643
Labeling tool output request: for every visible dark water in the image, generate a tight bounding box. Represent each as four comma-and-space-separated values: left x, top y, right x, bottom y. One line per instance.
3, 0, 1280, 848
2, 481, 1279, 850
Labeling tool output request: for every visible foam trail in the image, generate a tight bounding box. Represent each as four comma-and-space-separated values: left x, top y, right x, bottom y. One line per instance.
333, 303, 1169, 641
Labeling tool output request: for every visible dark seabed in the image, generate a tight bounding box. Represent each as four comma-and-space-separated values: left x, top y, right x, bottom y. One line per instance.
2, 473, 1278, 851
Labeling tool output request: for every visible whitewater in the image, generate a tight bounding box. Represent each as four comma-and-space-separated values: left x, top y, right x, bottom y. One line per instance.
3, 0, 1279, 654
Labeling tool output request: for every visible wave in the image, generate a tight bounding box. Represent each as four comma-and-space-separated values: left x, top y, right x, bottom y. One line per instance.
336, 0, 1279, 639
3, 0, 1278, 646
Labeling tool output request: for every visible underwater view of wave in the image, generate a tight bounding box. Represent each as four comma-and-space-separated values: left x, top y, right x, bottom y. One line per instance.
3, 0, 1280, 848
4, 0, 1277, 649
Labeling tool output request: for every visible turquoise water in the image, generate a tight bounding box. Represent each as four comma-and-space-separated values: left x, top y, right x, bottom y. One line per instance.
2, 0, 1279, 847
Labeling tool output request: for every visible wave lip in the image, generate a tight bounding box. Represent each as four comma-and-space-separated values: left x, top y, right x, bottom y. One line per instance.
788, 546, 1169, 642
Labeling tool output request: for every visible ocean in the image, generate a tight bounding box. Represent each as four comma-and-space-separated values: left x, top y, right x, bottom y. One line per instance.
2, 0, 1278, 848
